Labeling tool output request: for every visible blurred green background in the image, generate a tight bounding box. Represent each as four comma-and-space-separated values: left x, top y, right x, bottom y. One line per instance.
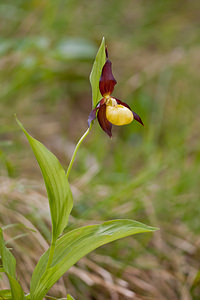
0, 0, 200, 299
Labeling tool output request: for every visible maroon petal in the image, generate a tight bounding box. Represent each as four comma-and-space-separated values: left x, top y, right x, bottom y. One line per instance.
88, 99, 106, 127
99, 60, 117, 97
97, 104, 112, 137
115, 99, 131, 110
88, 107, 98, 127
132, 111, 144, 126
116, 99, 144, 126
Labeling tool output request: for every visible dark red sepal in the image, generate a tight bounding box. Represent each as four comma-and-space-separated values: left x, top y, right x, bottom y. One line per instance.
97, 104, 112, 137
105, 46, 108, 59
99, 60, 117, 97
116, 99, 144, 126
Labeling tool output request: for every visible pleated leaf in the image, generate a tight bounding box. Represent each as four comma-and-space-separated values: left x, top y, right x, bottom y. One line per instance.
90, 37, 106, 108
17, 119, 73, 241
0, 229, 24, 300
30, 219, 157, 300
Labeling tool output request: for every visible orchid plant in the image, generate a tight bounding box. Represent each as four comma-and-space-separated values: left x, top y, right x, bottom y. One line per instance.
0, 38, 157, 300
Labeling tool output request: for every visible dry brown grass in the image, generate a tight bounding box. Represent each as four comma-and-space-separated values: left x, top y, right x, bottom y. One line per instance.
0, 175, 199, 300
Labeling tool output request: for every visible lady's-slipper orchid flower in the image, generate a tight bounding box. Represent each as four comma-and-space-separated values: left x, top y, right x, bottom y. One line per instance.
88, 49, 143, 137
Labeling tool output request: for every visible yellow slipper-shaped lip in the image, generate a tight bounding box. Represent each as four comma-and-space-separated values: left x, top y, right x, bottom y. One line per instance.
106, 104, 133, 126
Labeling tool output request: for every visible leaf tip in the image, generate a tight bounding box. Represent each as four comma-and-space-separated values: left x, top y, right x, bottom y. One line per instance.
15, 115, 23, 129
149, 226, 159, 232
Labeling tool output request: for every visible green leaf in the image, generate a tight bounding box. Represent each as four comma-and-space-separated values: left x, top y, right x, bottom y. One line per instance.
0, 231, 15, 278
6, 276, 24, 300
89, 37, 106, 108
30, 219, 157, 300
0, 229, 24, 300
0, 289, 12, 300
16, 118, 73, 241
67, 295, 75, 300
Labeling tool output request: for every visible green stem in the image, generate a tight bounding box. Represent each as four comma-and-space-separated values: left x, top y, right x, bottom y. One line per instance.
46, 239, 56, 270
66, 126, 91, 179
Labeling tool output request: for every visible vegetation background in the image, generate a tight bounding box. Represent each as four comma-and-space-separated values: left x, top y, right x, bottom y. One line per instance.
0, 0, 200, 299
